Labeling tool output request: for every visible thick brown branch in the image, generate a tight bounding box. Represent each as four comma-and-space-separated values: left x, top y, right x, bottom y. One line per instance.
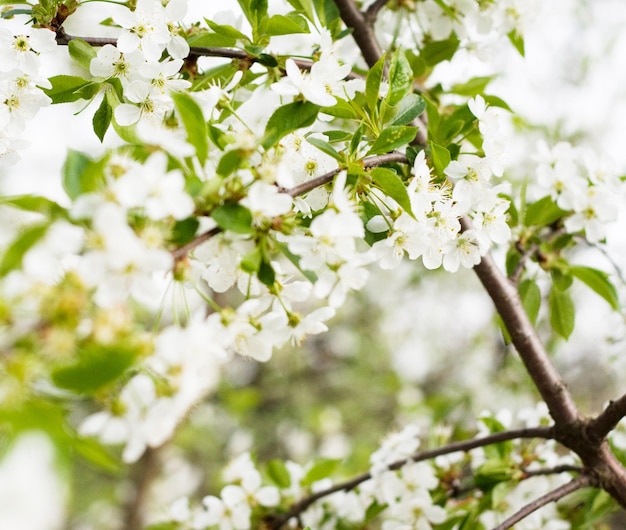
332, 0, 383, 68
589, 394, 626, 440
464, 220, 580, 427
268, 427, 554, 529
491, 475, 592, 530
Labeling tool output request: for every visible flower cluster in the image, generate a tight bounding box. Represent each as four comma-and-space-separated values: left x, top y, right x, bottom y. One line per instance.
0, 26, 56, 162
534, 140, 622, 243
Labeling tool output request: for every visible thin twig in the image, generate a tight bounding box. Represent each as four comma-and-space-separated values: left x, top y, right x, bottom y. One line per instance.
364, 0, 390, 24
491, 475, 592, 530
173, 152, 409, 261
122, 448, 161, 530
55, 33, 367, 80
508, 241, 538, 284
269, 426, 554, 529
588, 393, 626, 441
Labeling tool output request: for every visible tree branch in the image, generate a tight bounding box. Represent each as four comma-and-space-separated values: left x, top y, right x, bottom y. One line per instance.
172, 152, 409, 261
463, 219, 580, 428
588, 394, 626, 441
268, 426, 554, 529
364, 0, 390, 24
332, 0, 428, 146
122, 448, 160, 530
56, 33, 366, 80
332, 0, 383, 69
491, 474, 592, 530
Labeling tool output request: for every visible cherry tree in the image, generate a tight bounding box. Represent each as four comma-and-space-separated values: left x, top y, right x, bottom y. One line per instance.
0, 0, 625, 529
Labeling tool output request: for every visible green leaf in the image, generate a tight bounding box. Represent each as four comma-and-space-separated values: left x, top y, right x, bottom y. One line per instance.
42, 75, 92, 104
321, 98, 359, 120
569, 266, 620, 311
92, 96, 112, 142
212, 203, 253, 234
524, 196, 567, 227
241, 247, 262, 273
170, 217, 200, 246
62, 149, 100, 200
52, 343, 138, 394
285, 0, 315, 22
385, 49, 413, 107
518, 279, 541, 325
507, 29, 525, 57
258, 259, 275, 286
264, 13, 309, 35
483, 95, 513, 112
204, 18, 249, 41
367, 126, 418, 155
306, 136, 343, 162
0, 222, 50, 277
365, 54, 386, 112
188, 29, 237, 48
474, 459, 515, 490
262, 101, 320, 149
0, 195, 65, 217
370, 167, 414, 217
449, 76, 493, 96
429, 142, 450, 177
238, 0, 268, 38
267, 459, 291, 488
67, 39, 96, 71
302, 458, 340, 485
216, 149, 243, 177
420, 34, 460, 66
72, 436, 123, 474
172, 92, 209, 164
387, 93, 426, 126
549, 287, 575, 340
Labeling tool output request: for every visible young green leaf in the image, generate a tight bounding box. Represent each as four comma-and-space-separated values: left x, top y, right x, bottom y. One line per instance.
569, 265, 620, 311
518, 279, 541, 325
385, 49, 413, 107
92, 96, 112, 143
67, 39, 96, 71
367, 126, 418, 155
262, 101, 320, 149
267, 459, 291, 488
302, 458, 340, 485
172, 91, 209, 164
63, 149, 98, 199
449, 76, 493, 96
366, 54, 386, 112
306, 136, 343, 162
42, 75, 93, 104
51, 343, 138, 394
387, 93, 426, 126
0, 222, 50, 277
549, 287, 575, 340
370, 167, 414, 217
0, 195, 65, 217
524, 196, 567, 227
420, 34, 460, 66
429, 142, 451, 177
507, 29, 525, 57
212, 203, 254, 234
264, 13, 309, 35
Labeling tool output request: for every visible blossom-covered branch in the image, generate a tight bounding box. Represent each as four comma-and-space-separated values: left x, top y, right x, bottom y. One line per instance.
269, 426, 554, 529
492, 475, 592, 530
